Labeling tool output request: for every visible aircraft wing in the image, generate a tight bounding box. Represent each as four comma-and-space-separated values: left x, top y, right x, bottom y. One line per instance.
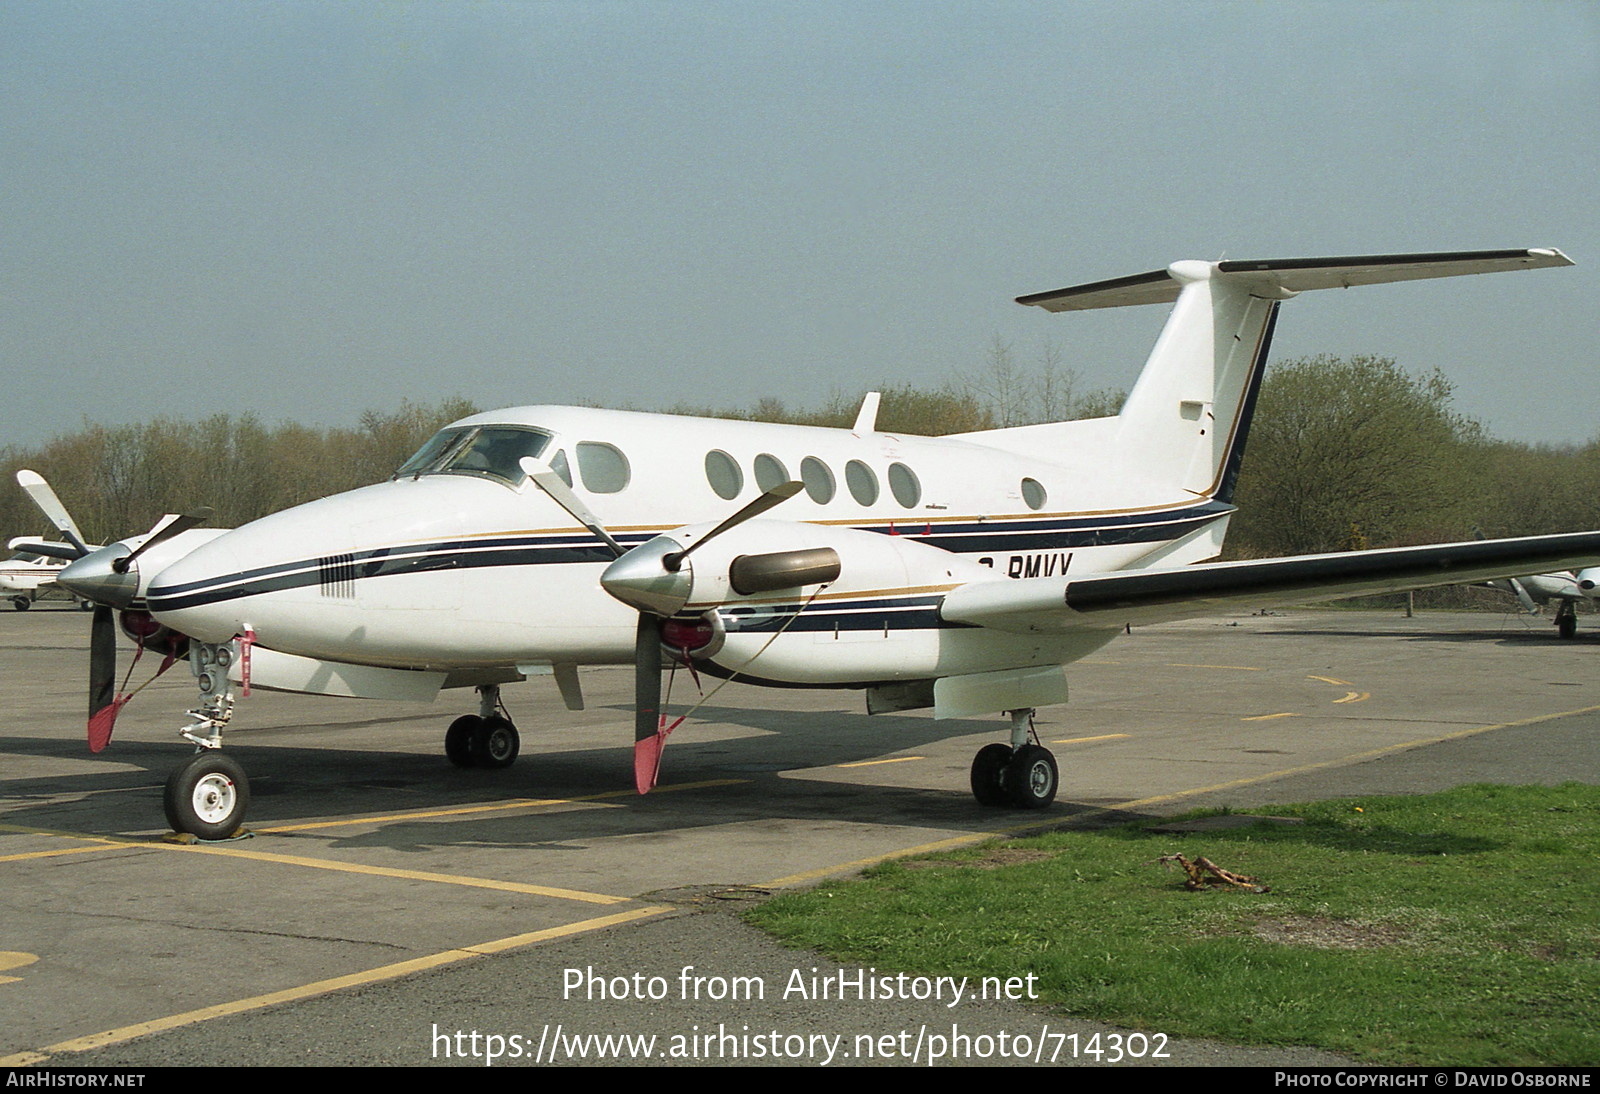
6, 537, 86, 561
940, 531, 1600, 633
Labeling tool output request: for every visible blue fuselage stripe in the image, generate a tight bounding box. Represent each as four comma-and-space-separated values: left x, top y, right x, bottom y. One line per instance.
147, 505, 1231, 613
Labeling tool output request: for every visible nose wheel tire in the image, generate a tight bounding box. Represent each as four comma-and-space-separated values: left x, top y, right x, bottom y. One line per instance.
471, 716, 520, 769
1001, 744, 1058, 810
164, 752, 250, 840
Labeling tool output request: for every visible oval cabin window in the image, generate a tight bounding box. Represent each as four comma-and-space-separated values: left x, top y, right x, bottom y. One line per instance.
704, 450, 743, 500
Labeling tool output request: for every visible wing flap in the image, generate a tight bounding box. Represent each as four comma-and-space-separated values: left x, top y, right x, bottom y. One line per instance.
941, 531, 1600, 633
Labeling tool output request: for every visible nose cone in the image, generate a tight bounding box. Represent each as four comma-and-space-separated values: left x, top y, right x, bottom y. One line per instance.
600, 538, 692, 616
56, 545, 139, 608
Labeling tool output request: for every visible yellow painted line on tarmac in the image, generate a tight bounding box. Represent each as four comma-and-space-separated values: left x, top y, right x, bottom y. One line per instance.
1111, 702, 1600, 815
1308, 675, 1354, 687
1050, 733, 1130, 745
256, 778, 744, 833
0, 951, 38, 984
171, 843, 631, 904
1168, 663, 1263, 671
1334, 691, 1371, 704
756, 812, 1069, 890
836, 756, 923, 768
255, 798, 618, 832
0, 905, 673, 1067
0, 843, 122, 864
0, 780, 746, 849
1242, 712, 1300, 721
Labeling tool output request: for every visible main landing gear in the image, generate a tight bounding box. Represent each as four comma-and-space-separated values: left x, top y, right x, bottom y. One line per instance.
1555, 600, 1579, 640
445, 684, 521, 769
970, 709, 1058, 810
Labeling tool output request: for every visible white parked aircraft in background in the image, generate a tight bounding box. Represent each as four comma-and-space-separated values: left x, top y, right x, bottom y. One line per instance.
0, 544, 69, 611
1489, 569, 1600, 639
36, 247, 1592, 841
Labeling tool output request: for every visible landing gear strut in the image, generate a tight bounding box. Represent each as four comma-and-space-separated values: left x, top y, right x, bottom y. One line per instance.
969, 709, 1058, 810
445, 684, 521, 769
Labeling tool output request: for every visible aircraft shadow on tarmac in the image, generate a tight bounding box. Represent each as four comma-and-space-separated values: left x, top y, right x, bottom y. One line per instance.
0, 699, 1129, 851
1, 701, 1520, 864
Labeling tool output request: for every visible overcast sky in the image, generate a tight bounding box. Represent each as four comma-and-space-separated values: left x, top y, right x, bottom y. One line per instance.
3, 1, 1595, 450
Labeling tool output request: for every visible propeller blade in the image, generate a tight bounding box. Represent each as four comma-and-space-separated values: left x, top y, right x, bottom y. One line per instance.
665, 481, 803, 570
16, 470, 91, 557
520, 456, 627, 558
1507, 577, 1540, 614
633, 614, 665, 794
88, 605, 118, 752
113, 508, 215, 573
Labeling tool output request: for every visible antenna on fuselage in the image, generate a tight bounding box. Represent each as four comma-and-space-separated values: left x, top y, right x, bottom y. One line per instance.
852, 391, 881, 434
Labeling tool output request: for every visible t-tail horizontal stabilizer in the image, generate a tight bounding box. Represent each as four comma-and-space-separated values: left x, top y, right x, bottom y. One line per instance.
1015, 249, 1573, 312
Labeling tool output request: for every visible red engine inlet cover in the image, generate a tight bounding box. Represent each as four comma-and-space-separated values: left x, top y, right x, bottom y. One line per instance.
661, 617, 715, 652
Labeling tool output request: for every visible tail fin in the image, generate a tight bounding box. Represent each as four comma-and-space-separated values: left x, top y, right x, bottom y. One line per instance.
1014, 248, 1571, 501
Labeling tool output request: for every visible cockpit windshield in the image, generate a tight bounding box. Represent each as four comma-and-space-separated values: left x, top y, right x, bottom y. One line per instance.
394, 426, 553, 485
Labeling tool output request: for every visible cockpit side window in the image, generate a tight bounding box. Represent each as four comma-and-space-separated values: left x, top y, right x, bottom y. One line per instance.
395, 426, 553, 485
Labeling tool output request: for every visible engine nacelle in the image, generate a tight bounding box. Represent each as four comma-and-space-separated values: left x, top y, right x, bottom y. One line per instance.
602, 518, 994, 619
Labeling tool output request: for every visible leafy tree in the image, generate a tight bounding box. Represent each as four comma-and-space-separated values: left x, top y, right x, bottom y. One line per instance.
1229, 355, 1487, 556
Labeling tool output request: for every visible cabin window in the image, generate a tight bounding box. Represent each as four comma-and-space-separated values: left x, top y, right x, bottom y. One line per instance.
1021, 477, 1047, 510
704, 450, 743, 500
888, 462, 921, 507
753, 453, 789, 493
800, 457, 835, 503
845, 460, 879, 505
576, 442, 630, 493
395, 425, 553, 486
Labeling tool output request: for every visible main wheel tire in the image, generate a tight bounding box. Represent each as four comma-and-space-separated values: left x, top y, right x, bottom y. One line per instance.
445, 715, 482, 768
12, 597, 29, 611
970, 743, 1012, 807
1558, 614, 1578, 640
163, 752, 250, 840
470, 715, 519, 769
1002, 744, 1058, 810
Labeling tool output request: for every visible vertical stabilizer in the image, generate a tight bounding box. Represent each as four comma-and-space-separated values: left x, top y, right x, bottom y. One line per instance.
1109, 263, 1282, 501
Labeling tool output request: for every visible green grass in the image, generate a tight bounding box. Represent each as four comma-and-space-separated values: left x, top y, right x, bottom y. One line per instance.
746, 784, 1600, 1065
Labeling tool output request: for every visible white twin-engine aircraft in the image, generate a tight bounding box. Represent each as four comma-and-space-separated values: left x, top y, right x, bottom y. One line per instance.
0, 547, 69, 611
41, 247, 1596, 841
1488, 569, 1600, 640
